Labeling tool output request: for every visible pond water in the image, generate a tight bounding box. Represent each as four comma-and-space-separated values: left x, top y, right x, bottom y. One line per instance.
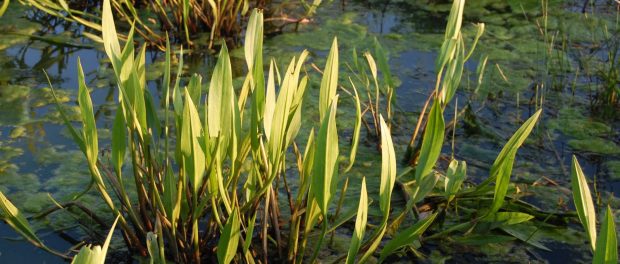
0, 0, 618, 263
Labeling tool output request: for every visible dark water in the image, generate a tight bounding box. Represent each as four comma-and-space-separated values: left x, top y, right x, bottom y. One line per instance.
0, 0, 618, 262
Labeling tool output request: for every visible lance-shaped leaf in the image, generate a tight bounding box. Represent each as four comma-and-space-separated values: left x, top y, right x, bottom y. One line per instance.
486, 110, 541, 214
0, 191, 46, 249
379, 114, 397, 215
414, 99, 444, 182
111, 107, 126, 175
312, 96, 339, 215
263, 60, 276, 138
346, 177, 368, 264
207, 43, 235, 139
101, 0, 120, 71
445, 159, 466, 203
379, 212, 438, 262
571, 155, 597, 251
217, 209, 241, 264
319, 38, 339, 120
374, 38, 394, 90
181, 89, 205, 195
593, 205, 617, 264
71, 216, 119, 264
344, 80, 362, 173
268, 51, 308, 161
77, 59, 98, 168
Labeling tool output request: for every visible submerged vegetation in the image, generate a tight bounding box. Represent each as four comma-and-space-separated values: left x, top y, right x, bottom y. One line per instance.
0, 0, 618, 263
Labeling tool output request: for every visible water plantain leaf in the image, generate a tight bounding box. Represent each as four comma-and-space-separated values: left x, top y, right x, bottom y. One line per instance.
111, 107, 126, 175
207, 43, 234, 140
414, 99, 444, 183
374, 38, 394, 90
0, 191, 46, 249
593, 205, 617, 264
411, 172, 439, 204
77, 59, 99, 169
312, 96, 339, 216
146, 232, 165, 264
181, 88, 205, 195
319, 37, 338, 121
484, 109, 541, 214
71, 215, 119, 264
217, 208, 240, 264
444, 0, 465, 40
344, 80, 362, 173
244, 8, 264, 75
481, 212, 534, 227
571, 155, 597, 251
379, 212, 438, 262
0, 0, 8, 17
358, 115, 396, 263
444, 159, 466, 203
187, 74, 203, 108
263, 60, 276, 140
101, 0, 121, 71
268, 51, 308, 163
379, 114, 397, 215
346, 177, 368, 264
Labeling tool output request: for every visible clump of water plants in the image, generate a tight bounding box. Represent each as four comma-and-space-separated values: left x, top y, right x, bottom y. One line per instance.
9, 0, 321, 49
0, 0, 617, 263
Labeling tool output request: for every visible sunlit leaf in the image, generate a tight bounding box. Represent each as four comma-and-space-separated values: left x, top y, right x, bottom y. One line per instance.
571, 155, 597, 251
217, 209, 240, 264
346, 177, 368, 264
312, 96, 339, 215
319, 38, 339, 120
379, 213, 438, 262
593, 205, 617, 264
414, 99, 444, 182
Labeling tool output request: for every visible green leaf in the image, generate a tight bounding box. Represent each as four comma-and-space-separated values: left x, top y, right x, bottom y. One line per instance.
111, 107, 126, 175
312, 96, 339, 215
411, 172, 439, 204
146, 230, 165, 264
414, 99, 444, 182
71, 216, 119, 264
77, 58, 99, 171
0, 191, 46, 249
346, 177, 368, 264
374, 38, 394, 90
486, 110, 541, 214
101, 0, 121, 71
0, 0, 9, 17
319, 38, 339, 121
593, 205, 617, 264
181, 88, 205, 195
187, 74, 203, 107
571, 155, 597, 251
481, 212, 534, 226
344, 80, 362, 173
379, 212, 438, 262
444, 159, 466, 203
379, 114, 396, 216
217, 209, 240, 264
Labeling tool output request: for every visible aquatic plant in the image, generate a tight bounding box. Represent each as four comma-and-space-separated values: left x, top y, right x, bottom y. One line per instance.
15, 0, 320, 50
3, 0, 615, 263
572, 156, 618, 264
